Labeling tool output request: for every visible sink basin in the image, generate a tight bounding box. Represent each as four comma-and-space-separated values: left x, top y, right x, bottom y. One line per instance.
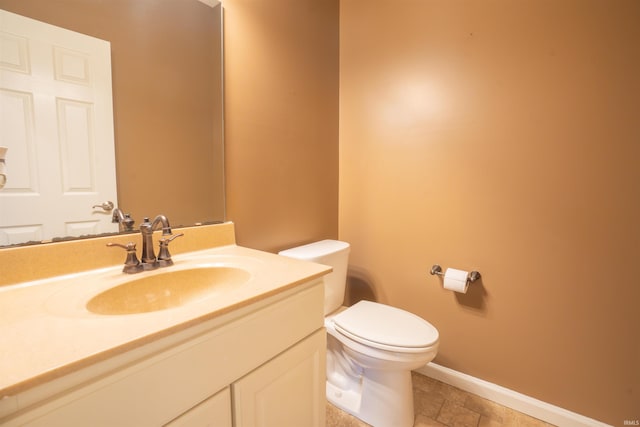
86, 267, 251, 315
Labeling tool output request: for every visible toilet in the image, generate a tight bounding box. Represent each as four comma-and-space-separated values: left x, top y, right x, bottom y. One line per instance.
279, 240, 439, 427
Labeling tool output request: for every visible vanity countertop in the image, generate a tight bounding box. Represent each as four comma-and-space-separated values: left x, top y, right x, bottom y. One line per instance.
0, 244, 330, 398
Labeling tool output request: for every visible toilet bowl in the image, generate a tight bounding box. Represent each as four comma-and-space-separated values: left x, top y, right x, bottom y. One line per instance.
325, 301, 439, 427
279, 240, 440, 427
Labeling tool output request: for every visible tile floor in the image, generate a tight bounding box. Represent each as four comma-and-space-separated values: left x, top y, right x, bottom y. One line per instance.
326, 372, 557, 427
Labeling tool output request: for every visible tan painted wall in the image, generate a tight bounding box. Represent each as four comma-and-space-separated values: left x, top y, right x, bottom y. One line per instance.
224, 0, 340, 252
339, 1, 639, 425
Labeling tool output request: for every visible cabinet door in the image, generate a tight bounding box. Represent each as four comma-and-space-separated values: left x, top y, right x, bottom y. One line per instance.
233, 330, 326, 427
164, 387, 231, 427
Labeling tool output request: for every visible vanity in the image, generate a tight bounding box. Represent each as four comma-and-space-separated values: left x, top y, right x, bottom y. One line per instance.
0, 222, 330, 426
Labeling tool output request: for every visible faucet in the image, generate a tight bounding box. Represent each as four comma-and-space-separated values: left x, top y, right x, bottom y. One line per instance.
111, 208, 135, 232
107, 214, 183, 273
139, 215, 172, 269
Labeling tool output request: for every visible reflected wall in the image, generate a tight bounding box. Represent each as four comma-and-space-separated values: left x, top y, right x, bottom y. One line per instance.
0, 0, 224, 229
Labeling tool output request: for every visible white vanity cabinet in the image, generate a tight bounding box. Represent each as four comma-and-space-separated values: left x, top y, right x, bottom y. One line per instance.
165, 387, 232, 427
233, 329, 325, 427
1, 280, 326, 427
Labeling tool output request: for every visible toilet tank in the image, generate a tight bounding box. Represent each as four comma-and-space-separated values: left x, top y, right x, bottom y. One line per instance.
279, 240, 350, 315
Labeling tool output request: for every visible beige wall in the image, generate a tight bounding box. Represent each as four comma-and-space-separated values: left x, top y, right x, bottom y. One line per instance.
224, 0, 340, 252
339, 1, 639, 425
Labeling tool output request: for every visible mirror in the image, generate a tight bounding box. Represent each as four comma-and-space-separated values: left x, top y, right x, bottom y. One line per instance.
0, 0, 224, 247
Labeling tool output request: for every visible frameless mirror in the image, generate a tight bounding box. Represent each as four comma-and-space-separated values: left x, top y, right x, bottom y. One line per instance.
0, 0, 224, 247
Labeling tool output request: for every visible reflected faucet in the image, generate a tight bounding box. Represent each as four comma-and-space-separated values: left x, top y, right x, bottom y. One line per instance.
112, 208, 135, 232
140, 215, 172, 269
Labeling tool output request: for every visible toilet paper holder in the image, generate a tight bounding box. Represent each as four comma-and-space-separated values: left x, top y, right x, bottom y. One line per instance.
430, 264, 481, 284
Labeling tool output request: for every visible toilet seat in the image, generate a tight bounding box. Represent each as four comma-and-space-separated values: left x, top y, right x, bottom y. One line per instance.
332, 301, 439, 353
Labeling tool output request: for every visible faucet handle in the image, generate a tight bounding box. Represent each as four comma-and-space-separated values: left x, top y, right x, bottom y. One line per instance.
107, 242, 143, 274
157, 233, 184, 267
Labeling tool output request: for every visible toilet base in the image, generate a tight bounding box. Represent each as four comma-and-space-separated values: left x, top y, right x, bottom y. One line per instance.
326, 369, 415, 427
326, 381, 362, 416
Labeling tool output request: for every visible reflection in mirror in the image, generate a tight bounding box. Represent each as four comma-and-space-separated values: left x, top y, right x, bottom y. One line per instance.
0, 0, 224, 247
1, 9, 119, 244
0, 146, 7, 189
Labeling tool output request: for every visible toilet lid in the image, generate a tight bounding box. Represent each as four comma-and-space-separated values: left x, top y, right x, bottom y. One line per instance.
332, 300, 439, 350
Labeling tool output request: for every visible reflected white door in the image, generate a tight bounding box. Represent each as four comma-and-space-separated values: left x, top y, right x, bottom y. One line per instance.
0, 9, 117, 245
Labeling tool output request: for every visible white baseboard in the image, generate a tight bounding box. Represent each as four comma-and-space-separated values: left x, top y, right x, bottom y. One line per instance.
415, 363, 612, 427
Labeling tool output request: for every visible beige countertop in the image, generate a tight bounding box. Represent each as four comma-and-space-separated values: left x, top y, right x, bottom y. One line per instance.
0, 244, 330, 398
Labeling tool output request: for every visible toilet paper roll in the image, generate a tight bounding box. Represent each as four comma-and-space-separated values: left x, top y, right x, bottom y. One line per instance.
443, 268, 469, 294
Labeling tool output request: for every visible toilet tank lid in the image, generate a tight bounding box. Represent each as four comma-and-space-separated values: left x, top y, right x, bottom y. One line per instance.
278, 240, 350, 260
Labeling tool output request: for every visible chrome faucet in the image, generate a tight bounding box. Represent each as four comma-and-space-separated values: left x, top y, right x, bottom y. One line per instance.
139, 215, 172, 269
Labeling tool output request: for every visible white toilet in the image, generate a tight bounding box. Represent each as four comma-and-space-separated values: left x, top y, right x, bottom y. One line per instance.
279, 240, 439, 427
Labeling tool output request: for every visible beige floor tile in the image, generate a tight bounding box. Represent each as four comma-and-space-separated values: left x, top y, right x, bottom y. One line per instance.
414, 387, 446, 418
436, 382, 469, 406
327, 372, 558, 427
415, 413, 448, 427
478, 415, 504, 427
326, 402, 370, 427
503, 407, 556, 427
411, 372, 467, 406
464, 393, 508, 423
412, 371, 442, 392
437, 400, 481, 427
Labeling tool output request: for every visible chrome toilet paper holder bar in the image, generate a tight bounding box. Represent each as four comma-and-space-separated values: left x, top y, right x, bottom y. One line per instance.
430, 264, 481, 283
